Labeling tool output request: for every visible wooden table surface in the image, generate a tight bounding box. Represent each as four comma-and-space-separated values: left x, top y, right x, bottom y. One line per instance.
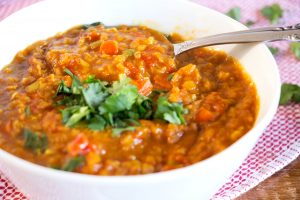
237, 157, 300, 200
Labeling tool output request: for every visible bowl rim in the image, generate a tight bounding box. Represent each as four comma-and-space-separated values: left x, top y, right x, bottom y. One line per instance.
0, 0, 281, 184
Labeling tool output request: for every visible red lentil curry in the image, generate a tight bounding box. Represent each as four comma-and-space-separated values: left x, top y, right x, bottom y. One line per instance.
0, 23, 258, 175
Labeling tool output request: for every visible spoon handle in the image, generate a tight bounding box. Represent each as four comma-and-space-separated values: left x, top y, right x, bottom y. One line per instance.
174, 24, 300, 55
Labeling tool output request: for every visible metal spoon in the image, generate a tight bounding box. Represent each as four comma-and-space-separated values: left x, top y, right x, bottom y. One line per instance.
173, 24, 300, 55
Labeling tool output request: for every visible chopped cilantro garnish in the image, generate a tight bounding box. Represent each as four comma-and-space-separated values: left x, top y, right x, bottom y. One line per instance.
24, 106, 31, 116
23, 129, 48, 153
54, 69, 188, 136
290, 42, 300, 60
245, 20, 255, 27
63, 156, 85, 172
227, 7, 241, 21
163, 33, 172, 42
99, 76, 139, 114
56, 80, 72, 96
63, 106, 91, 127
261, 4, 283, 24
280, 83, 300, 105
112, 126, 136, 137
154, 96, 188, 124
64, 68, 83, 94
82, 81, 109, 110
123, 49, 135, 57
133, 96, 153, 119
268, 46, 279, 56
167, 73, 174, 81
88, 115, 107, 130
82, 22, 103, 30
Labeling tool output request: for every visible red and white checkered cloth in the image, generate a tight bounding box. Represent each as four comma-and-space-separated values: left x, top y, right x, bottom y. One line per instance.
0, 0, 299, 199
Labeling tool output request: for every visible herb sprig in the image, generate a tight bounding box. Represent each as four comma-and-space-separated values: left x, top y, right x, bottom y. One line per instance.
290, 42, 300, 60
23, 129, 48, 153
63, 156, 85, 172
226, 7, 241, 21
280, 83, 300, 105
226, 7, 256, 27
261, 4, 283, 24
268, 46, 279, 56
82, 22, 103, 30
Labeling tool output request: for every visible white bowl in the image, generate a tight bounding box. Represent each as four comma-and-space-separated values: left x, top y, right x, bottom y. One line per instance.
0, 0, 280, 199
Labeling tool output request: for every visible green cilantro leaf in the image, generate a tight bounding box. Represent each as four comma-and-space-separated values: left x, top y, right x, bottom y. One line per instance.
293, 92, 300, 102
123, 49, 135, 57
167, 73, 174, 81
82, 22, 103, 30
63, 156, 85, 171
245, 20, 255, 27
56, 80, 72, 96
82, 82, 108, 110
227, 7, 241, 21
112, 126, 136, 137
24, 106, 31, 116
261, 4, 283, 24
61, 106, 91, 127
61, 106, 80, 124
88, 115, 107, 130
134, 96, 153, 119
99, 76, 139, 114
55, 95, 84, 107
290, 42, 300, 60
268, 46, 279, 55
280, 83, 300, 105
23, 129, 48, 153
154, 96, 188, 124
163, 34, 173, 42
99, 87, 138, 114
109, 75, 131, 93
84, 75, 97, 83
64, 69, 83, 94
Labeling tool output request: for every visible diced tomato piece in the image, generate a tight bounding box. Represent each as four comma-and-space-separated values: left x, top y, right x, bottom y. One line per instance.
195, 92, 228, 123
100, 40, 119, 55
125, 61, 140, 80
132, 78, 153, 96
68, 134, 91, 156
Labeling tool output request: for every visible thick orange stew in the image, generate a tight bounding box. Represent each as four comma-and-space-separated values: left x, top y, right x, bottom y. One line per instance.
0, 23, 258, 175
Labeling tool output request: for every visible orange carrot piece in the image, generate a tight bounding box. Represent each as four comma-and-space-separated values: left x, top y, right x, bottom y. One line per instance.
196, 107, 216, 123
100, 40, 119, 55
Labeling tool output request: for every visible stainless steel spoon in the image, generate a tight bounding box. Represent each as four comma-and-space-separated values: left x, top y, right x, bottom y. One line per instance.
173, 24, 300, 55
